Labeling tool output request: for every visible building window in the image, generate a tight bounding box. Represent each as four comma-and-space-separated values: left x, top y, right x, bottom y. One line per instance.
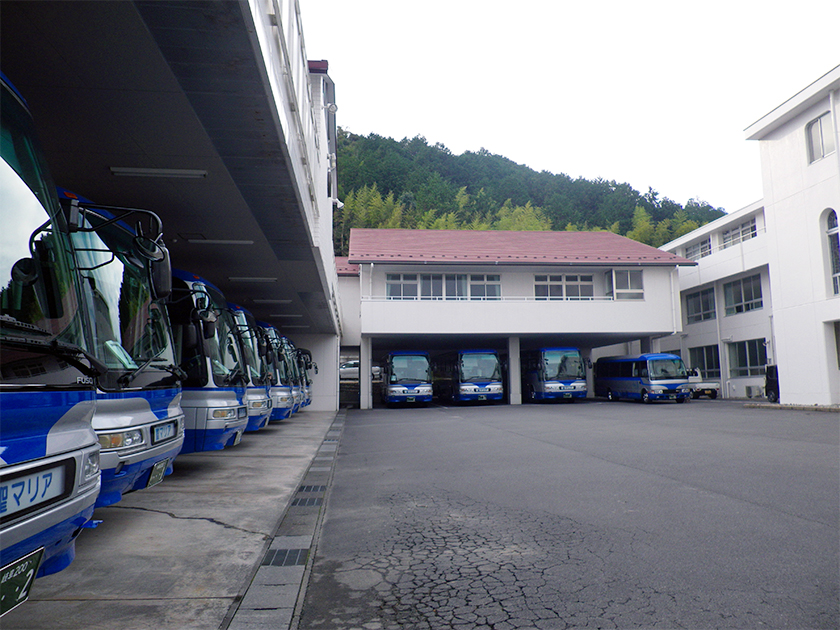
685, 287, 716, 323
807, 112, 836, 163
469, 274, 501, 300
728, 339, 767, 377
723, 274, 763, 315
535, 275, 563, 300
386, 273, 418, 299
689, 345, 721, 379
685, 238, 711, 261
419, 274, 469, 300
606, 270, 644, 300
827, 210, 839, 295
722, 217, 757, 249
534, 275, 594, 300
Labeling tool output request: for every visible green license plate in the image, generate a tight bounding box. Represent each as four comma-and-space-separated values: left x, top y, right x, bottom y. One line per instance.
1, 548, 43, 617
147, 459, 169, 488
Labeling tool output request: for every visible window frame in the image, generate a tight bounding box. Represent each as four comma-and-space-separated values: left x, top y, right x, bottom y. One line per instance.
827, 209, 839, 296
386, 273, 418, 300
606, 269, 644, 300
685, 287, 716, 324
728, 338, 767, 378
723, 274, 763, 316
722, 217, 757, 249
807, 112, 836, 163
688, 345, 721, 379
534, 274, 594, 301
685, 238, 711, 261
469, 274, 501, 301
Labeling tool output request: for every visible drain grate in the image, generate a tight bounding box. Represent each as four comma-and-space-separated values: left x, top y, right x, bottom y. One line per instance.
291, 497, 323, 507
299, 485, 327, 493
323, 438, 339, 443
262, 548, 308, 566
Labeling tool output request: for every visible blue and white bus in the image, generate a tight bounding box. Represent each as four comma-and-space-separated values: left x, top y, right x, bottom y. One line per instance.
594, 353, 692, 403
296, 347, 316, 408
1, 73, 101, 612
280, 335, 303, 413
381, 351, 433, 405
258, 323, 295, 421
169, 270, 248, 453
434, 349, 504, 403
59, 190, 184, 508
228, 304, 272, 431
521, 347, 587, 401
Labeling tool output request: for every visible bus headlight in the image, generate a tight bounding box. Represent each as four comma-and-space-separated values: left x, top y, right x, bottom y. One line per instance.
211, 408, 237, 420
83, 451, 100, 481
98, 430, 143, 450
249, 399, 269, 410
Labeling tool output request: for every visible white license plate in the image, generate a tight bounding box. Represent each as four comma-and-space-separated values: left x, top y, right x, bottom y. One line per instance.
0, 464, 66, 520
152, 422, 176, 444
0, 548, 43, 616
147, 459, 169, 488
233, 430, 243, 446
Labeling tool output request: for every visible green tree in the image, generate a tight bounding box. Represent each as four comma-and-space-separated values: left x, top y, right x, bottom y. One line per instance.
625, 206, 656, 245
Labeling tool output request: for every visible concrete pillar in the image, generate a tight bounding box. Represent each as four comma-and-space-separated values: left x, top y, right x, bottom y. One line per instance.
507, 336, 521, 405
360, 336, 372, 409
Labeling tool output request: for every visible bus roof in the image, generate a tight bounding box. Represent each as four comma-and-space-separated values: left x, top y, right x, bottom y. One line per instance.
596, 353, 682, 362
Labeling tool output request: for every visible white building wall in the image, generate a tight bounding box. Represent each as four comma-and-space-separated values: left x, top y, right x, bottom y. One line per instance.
288, 333, 340, 411
359, 264, 680, 338
748, 70, 840, 406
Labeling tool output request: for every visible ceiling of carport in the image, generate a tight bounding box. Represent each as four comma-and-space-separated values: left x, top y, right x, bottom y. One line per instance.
0, 0, 336, 334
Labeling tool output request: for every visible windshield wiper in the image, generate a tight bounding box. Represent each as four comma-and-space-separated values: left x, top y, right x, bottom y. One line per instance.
119, 349, 164, 386
0, 314, 53, 337
1, 331, 108, 378
224, 365, 243, 386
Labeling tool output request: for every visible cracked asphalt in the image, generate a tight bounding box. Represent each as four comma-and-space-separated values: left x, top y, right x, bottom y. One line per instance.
299, 401, 839, 630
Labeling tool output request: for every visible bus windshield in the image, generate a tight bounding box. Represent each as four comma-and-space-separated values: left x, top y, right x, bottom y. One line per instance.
0, 81, 86, 352
390, 354, 430, 383
543, 350, 585, 380
460, 353, 501, 382
648, 358, 688, 380
71, 211, 175, 384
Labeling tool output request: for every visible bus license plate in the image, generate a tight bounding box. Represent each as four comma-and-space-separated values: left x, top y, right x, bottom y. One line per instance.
152, 421, 176, 444
478, 395, 487, 400
0, 548, 43, 617
147, 459, 169, 488
233, 430, 243, 446
407, 396, 415, 403
1, 463, 68, 520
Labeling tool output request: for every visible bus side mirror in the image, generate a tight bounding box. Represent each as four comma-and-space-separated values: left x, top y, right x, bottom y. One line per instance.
150, 246, 172, 300
182, 325, 198, 350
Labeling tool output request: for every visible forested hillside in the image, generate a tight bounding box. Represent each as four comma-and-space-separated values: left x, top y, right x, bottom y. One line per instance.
333, 130, 726, 256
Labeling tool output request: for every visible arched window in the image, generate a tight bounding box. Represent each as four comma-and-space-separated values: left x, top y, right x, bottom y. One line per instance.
828, 209, 839, 295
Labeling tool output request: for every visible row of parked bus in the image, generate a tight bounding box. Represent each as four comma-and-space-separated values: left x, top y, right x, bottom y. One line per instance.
377, 347, 588, 405
0, 73, 315, 616
377, 347, 694, 406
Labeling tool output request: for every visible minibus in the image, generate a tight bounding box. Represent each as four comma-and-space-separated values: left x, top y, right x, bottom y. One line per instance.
594, 353, 691, 403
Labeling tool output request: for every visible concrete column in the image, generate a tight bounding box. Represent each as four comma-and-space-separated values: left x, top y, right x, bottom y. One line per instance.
507, 336, 521, 405
360, 336, 372, 409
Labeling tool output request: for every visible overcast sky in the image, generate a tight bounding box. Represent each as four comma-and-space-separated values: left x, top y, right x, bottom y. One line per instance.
302, 1, 839, 213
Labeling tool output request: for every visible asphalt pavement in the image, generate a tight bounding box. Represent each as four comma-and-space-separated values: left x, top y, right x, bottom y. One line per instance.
299, 400, 839, 630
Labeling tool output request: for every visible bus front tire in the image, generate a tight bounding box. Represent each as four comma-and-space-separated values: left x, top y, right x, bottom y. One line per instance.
607, 390, 617, 402
641, 390, 652, 404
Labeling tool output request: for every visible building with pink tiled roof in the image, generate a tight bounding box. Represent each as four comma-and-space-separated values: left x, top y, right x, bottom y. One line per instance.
339, 228, 695, 408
